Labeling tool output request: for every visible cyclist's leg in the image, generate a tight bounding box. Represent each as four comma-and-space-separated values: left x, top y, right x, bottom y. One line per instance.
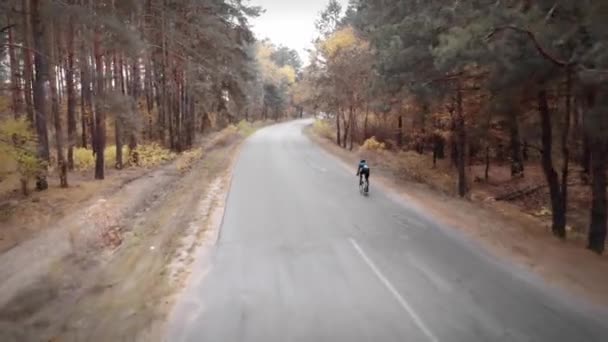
359, 173, 363, 185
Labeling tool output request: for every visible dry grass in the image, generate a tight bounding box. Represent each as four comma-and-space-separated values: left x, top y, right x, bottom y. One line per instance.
176, 148, 203, 173
361, 136, 386, 151
312, 120, 333, 140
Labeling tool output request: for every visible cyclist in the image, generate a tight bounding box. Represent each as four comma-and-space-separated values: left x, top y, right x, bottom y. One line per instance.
356, 159, 370, 187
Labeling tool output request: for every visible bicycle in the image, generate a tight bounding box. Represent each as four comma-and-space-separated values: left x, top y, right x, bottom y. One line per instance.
359, 178, 369, 196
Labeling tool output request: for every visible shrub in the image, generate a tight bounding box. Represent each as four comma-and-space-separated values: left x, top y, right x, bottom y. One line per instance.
0, 117, 42, 194
104, 145, 129, 168
361, 136, 386, 151
133, 143, 176, 168
74, 144, 174, 170
313, 120, 333, 140
237, 120, 256, 136
73, 147, 95, 171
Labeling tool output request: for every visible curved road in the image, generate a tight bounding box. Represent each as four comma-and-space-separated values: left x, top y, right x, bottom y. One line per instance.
168, 120, 607, 342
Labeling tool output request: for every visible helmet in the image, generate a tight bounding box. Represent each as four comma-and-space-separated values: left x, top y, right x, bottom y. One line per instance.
360, 159, 366, 164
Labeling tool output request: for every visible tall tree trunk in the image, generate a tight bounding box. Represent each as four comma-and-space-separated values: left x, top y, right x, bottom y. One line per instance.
348, 106, 355, 151
588, 139, 607, 254
560, 70, 572, 233
32, 0, 49, 190
508, 111, 524, 177
363, 105, 369, 142
145, 56, 154, 140
342, 109, 349, 148
49, 24, 68, 188
582, 130, 591, 184
114, 53, 123, 169
538, 88, 566, 238
336, 110, 341, 146
22, 0, 35, 123
7, 11, 23, 118
154, 60, 165, 142
585, 90, 607, 254
93, 28, 105, 180
456, 85, 467, 197
397, 115, 403, 148
66, 15, 77, 170
80, 54, 92, 149
129, 56, 140, 159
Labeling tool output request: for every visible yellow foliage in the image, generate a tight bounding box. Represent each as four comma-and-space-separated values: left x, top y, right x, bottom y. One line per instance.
0, 118, 41, 190
73, 147, 95, 171
313, 120, 333, 140
104, 145, 130, 168
0, 96, 11, 113
133, 143, 176, 168
278, 66, 296, 84
361, 136, 386, 151
256, 42, 295, 86
74, 144, 174, 170
322, 26, 358, 58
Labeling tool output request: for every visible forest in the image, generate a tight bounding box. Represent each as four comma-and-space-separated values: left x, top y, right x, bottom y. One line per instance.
0, 0, 606, 257
295, 0, 608, 254
0, 1, 300, 196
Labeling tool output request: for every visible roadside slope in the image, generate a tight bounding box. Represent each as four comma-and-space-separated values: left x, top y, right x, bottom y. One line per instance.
0, 124, 255, 342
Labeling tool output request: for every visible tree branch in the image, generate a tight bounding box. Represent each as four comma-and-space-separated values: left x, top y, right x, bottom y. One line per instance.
486, 25, 569, 67
0, 24, 16, 34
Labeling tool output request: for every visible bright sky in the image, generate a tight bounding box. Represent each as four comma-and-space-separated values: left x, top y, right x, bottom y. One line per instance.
250, 0, 348, 63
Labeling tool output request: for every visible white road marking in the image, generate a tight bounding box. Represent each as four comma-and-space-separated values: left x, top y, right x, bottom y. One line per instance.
349, 238, 440, 342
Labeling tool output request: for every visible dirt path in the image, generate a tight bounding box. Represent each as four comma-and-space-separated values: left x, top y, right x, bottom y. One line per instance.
305, 126, 608, 310
0, 129, 246, 341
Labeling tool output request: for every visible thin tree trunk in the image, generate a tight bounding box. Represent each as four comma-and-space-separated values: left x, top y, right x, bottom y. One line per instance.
114, 53, 123, 169
582, 130, 591, 184
508, 111, 524, 177
363, 105, 369, 142
49, 23, 68, 187
93, 27, 105, 180
560, 70, 572, 233
66, 15, 77, 169
7, 12, 23, 118
129, 56, 140, 159
22, 0, 35, 123
456, 85, 467, 197
397, 115, 403, 148
342, 109, 349, 148
145, 56, 154, 140
57, 63, 65, 104
538, 88, 566, 238
484, 145, 490, 182
32, 0, 50, 190
336, 110, 341, 146
586, 90, 607, 254
588, 139, 607, 254
348, 106, 355, 151
80, 54, 92, 149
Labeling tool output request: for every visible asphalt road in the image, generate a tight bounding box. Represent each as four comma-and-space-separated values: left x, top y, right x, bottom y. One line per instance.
167, 120, 608, 342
